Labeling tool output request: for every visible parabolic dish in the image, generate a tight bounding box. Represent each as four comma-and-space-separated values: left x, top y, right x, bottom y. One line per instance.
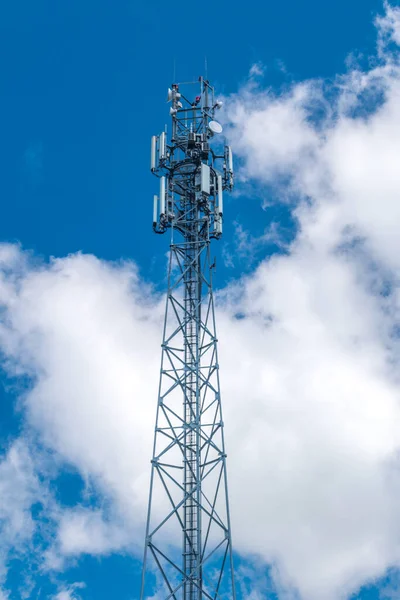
208, 120, 223, 135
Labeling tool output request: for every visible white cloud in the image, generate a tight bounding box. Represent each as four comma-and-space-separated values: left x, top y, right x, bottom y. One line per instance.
52, 582, 85, 600
0, 440, 44, 594
3, 4, 400, 600
220, 2, 400, 598
377, 2, 400, 51
57, 507, 130, 556
225, 6, 400, 272
0, 442, 38, 545
218, 249, 400, 599
0, 253, 163, 556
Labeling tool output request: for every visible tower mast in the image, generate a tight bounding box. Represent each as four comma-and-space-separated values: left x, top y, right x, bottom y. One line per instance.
141, 77, 235, 600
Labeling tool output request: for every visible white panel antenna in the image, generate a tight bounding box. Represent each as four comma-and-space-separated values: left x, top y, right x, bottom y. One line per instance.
159, 177, 166, 215
228, 146, 233, 172
153, 195, 158, 225
201, 164, 210, 195
151, 136, 157, 171
159, 132, 166, 160
217, 175, 223, 215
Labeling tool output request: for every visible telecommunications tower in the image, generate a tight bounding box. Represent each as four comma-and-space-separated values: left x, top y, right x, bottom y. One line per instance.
140, 77, 236, 600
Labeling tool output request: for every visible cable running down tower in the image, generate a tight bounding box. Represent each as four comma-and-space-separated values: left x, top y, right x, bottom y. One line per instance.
141, 77, 236, 600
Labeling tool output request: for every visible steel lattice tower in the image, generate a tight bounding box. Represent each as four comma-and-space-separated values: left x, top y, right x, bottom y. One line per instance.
140, 77, 236, 600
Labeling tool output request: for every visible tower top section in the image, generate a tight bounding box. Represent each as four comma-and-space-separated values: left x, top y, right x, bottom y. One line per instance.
150, 77, 234, 237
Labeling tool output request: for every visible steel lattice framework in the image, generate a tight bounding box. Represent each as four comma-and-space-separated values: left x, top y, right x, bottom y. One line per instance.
140, 77, 236, 600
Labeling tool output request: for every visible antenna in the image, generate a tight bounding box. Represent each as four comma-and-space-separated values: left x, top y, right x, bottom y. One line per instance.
141, 78, 236, 600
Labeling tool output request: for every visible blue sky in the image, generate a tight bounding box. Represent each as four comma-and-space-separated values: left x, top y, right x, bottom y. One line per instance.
0, 0, 382, 275
2, 1, 400, 599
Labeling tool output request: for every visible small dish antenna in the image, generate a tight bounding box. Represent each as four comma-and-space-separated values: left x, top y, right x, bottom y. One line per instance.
208, 120, 223, 135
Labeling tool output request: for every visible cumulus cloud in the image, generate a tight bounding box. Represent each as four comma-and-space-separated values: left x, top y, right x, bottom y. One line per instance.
377, 1, 400, 51
220, 2, 400, 598
0, 440, 45, 595
57, 507, 131, 556
225, 4, 400, 272
52, 582, 85, 600
0, 251, 163, 552
3, 3, 400, 600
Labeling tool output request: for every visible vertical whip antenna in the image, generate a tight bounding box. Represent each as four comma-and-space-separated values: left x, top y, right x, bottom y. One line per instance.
141, 77, 235, 600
